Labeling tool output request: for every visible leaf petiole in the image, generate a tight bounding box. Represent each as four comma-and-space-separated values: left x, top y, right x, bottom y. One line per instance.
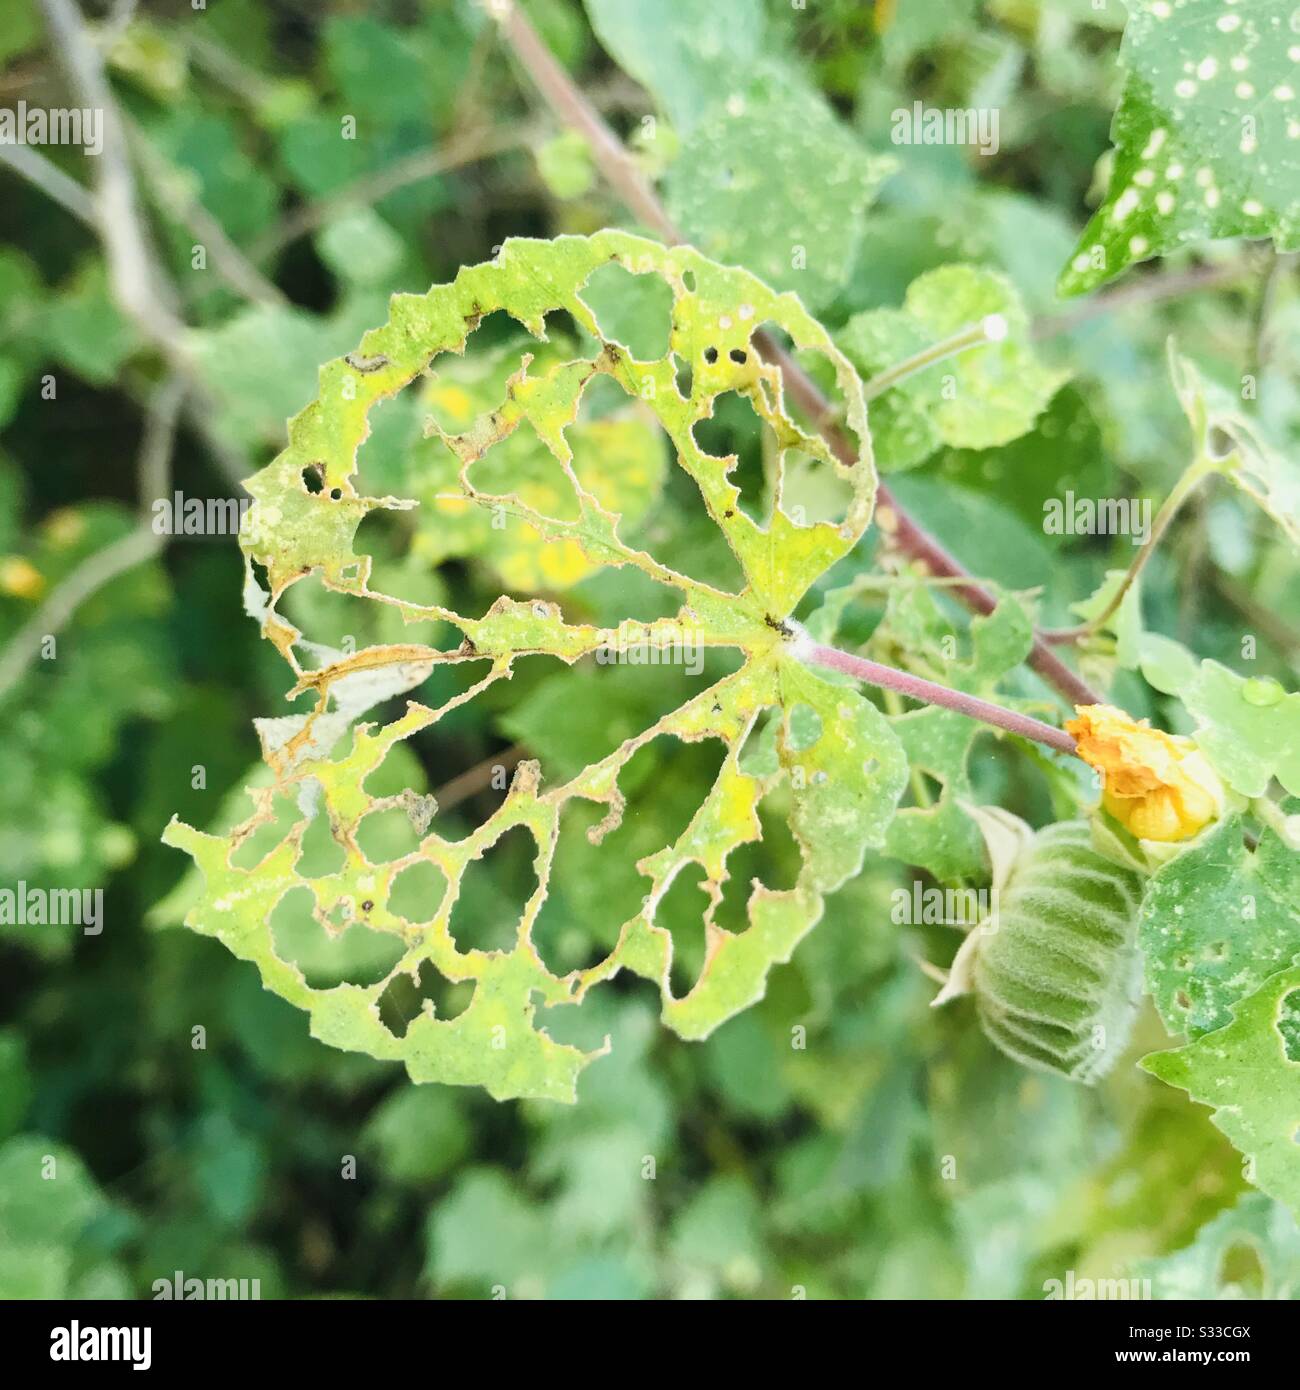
791, 631, 1079, 757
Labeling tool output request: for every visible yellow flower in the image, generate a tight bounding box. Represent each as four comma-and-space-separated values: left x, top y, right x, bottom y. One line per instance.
0, 555, 45, 600
1065, 704, 1224, 843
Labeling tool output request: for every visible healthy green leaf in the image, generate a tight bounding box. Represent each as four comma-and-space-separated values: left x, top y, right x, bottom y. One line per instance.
582, 0, 765, 134
666, 64, 896, 311
840, 265, 1066, 471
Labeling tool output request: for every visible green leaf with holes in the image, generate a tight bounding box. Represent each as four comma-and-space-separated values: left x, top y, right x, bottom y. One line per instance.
406, 337, 666, 592
163, 231, 908, 1101
1059, 0, 1300, 297
839, 266, 1067, 471
1133, 1192, 1300, 1298
1140, 817, 1300, 1038
1144, 963, 1300, 1221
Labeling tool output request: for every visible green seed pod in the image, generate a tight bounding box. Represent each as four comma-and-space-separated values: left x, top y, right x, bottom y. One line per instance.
935, 817, 1147, 1085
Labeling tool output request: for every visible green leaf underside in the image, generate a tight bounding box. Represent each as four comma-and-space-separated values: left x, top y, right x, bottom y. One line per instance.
164, 231, 910, 1102
1134, 1192, 1300, 1297
1060, 0, 1300, 296
1171, 350, 1300, 553
1141, 817, 1300, 1039
1144, 964, 1300, 1221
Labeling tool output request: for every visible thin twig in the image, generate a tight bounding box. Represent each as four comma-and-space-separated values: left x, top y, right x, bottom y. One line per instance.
125, 117, 287, 308
491, 0, 1104, 710
1042, 454, 1217, 644
248, 126, 532, 265
0, 142, 96, 225
1213, 567, 1300, 666
1031, 259, 1257, 341
432, 743, 527, 813
36, 0, 248, 491
137, 373, 185, 512
0, 528, 162, 704
0, 373, 183, 703
39, 0, 184, 350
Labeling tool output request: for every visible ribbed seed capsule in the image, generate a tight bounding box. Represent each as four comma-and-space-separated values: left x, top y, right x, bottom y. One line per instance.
972, 821, 1146, 1085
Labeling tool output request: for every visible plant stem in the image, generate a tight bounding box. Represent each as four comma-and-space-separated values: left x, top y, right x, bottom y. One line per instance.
862, 317, 1006, 401
795, 636, 1079, 757
1042, 454, 1217, 644
492, 0, 1105, 711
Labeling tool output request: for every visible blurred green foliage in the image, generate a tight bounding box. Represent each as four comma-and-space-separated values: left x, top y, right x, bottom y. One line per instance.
0, 0, 1297, 1299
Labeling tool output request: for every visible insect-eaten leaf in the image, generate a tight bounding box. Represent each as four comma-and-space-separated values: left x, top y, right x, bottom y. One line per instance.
164, 232, 909, 1102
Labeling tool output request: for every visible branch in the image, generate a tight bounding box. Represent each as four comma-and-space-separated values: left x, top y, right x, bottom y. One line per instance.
794, 635, 1078, 757
125, 117, 287, 308
248, 126, 531, 265
1031, 259, 1258, 341
491, 0, 1104, 710
37, 0, 248, 491
0, 142, 96, 225
0, 375, 181, 705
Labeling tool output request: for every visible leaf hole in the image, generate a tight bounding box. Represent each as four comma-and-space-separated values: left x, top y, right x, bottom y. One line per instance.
378, 959, 473, 1034
1216, 1240, 1265, 1296
356, 806, 424, 864
270, 885, 404, 989
1275, 988, 1300, 1064
449, 824, 539, 954
659, 863, 711, 1000
785, 701, 823, 754
388, 859, 448, 926
690, 390, 768, 524
577, 261, 673, 359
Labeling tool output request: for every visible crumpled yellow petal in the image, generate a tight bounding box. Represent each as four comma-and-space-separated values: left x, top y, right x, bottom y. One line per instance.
1065, 703, 1223, 843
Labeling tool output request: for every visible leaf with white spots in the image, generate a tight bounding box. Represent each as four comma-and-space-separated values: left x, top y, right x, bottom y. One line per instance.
665, 64, 897, 312
1060, 0, 1300, 296
1140, 816, 1300, 1038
